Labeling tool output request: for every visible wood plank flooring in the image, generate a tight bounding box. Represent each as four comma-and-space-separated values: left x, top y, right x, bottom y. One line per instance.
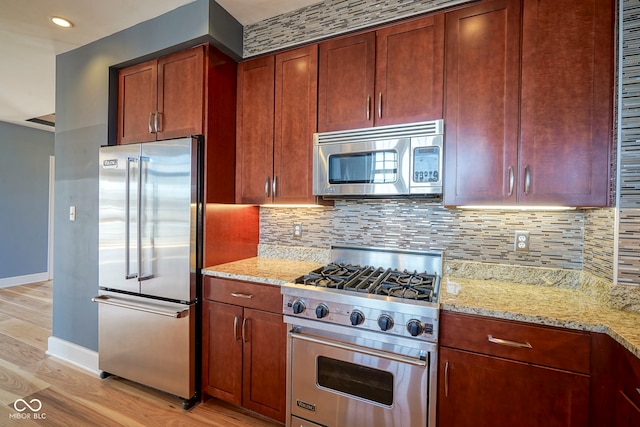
0, 281, 283, 426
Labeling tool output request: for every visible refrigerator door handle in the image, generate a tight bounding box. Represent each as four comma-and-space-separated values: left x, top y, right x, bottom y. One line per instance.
125, 157, 138, 279
138, 156, 154, 282
92, 295, 188, 318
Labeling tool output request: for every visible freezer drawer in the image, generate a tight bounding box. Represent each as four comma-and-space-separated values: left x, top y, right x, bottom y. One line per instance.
94, 293, 195, 400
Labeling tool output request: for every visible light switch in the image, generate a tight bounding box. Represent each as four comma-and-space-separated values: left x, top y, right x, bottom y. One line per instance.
69, 205, 76, 221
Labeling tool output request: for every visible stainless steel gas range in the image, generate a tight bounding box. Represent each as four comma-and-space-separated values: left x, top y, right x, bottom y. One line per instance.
281, 246, 442, 427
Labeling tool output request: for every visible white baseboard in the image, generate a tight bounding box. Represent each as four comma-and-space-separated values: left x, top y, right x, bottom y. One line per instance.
46, 336, 101, 376
0, 272, 49, 288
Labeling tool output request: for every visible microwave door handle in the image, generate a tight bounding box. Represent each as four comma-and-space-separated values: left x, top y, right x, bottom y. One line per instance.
125, 157, 138, 279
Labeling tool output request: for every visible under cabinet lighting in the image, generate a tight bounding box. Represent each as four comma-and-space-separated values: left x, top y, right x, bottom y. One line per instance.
456, 205, 576, 211
50, 16, 73, 28
260, 204, 325, 208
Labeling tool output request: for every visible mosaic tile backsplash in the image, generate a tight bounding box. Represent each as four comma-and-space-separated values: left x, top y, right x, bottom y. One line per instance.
260, 201, 616, 281
620, 1, 640, 285
243, 0, 477, 57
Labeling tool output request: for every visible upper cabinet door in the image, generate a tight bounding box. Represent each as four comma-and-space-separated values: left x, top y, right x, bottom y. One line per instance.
375, 14, 444, 127
443, 0, 521, 206
518, 0, 613, 206
117, 46, 205, 145
236, 56, 276, 205
318, 33, 376, 132
273, 45, 318, 204
117, 60, 158, 145
156, 46, 204, 141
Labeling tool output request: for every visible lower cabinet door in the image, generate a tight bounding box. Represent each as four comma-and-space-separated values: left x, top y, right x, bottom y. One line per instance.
204, 300, 243, 405
438, 347, 590, 427
242, 308, 287, 423
616, 391, 640, 427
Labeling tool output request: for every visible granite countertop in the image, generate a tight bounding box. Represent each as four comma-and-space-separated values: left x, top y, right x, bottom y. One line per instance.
441, 276, 640, 359
202, 257, 324, 286
203, 257, 640, 359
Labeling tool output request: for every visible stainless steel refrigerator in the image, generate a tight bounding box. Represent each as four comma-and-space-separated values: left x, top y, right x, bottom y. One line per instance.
94, 136, 202, 409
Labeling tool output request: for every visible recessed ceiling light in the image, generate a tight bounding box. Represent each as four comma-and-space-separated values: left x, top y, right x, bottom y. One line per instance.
50, 16, 73, 28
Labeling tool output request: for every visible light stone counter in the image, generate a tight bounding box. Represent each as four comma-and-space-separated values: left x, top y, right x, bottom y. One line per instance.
202, 257, 324, 286
203, 256, 640, 360
441, 276, 640, 359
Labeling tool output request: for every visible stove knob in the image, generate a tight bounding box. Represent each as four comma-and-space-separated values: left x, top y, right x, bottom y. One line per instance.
407, 319, 424, 337
350, 310, 365, 326
315, 303, 329, 319
292, 300, 306, 315
378, 314, 394, 331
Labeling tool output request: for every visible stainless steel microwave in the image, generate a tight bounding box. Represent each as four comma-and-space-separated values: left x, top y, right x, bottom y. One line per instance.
313, 120, 444, 198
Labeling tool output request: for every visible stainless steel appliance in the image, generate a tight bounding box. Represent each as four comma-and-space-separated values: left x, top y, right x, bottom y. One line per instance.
94, 136, 202, 409
281, 246, 442, 427
313, 120, 443, 198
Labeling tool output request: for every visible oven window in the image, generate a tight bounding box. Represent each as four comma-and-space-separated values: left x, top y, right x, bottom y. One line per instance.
328, 151, 398, 184
317, 356, 394, 406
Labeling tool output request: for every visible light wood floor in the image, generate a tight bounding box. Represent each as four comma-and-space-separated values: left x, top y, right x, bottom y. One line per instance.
0, 281, 282, 426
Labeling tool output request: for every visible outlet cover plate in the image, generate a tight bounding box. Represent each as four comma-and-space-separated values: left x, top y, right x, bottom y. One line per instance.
514, 230, 529, 252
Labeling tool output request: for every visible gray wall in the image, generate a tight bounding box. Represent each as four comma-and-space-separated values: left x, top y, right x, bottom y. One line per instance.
53, 0, 241, 350
0, 121, 54, 280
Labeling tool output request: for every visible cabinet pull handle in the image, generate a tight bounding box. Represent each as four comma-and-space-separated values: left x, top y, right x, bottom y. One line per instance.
378, 92, 382, 118
444, 360, 449, 397
154, 111, 161, 133
231, 293, 254, 299
366, 95, 371, 121
242, 318, 248, 342
272, 176, 277, 198
488, 335, 533, 349
524, 165, 531, 195
265, 176, 271, 198
148, 112, 155, 134
508, 166, 514, 196
233, 316, 241, 340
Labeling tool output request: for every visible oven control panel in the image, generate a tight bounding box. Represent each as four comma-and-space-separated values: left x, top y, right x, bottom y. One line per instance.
282, 291, 439, 342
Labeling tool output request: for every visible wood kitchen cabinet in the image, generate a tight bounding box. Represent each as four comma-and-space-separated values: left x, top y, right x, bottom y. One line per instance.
438, 311, 591, 427
236, 45, 320, 204
116, 44, 237, 204
202, 277, 286, 423
117, 46, 204, 145
443, 0, 614, 207
318, 13, 444, 132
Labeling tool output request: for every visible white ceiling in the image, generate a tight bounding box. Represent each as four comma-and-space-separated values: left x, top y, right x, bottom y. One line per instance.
0, 0, 318, 132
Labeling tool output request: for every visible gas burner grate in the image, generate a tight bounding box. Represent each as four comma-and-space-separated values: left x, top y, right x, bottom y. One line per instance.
294, 263, 363, 289
374, 271, 437, 301
294, 263, 439, 302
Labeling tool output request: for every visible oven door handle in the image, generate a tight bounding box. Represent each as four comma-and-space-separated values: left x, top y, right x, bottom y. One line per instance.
289, 331, 427, 367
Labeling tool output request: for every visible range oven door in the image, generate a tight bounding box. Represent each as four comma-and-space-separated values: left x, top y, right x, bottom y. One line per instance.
288, 326, 431, 427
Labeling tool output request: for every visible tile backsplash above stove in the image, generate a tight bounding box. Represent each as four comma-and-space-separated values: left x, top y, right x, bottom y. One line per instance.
259, 200, 615, 282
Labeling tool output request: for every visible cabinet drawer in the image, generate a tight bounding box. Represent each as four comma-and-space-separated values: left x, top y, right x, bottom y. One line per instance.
204, 277, 282, 313
440, 311, 590, 374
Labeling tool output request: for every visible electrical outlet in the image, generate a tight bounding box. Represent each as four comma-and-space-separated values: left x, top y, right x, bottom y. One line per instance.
293, 223, 302, 238
514, 230, 530, 253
